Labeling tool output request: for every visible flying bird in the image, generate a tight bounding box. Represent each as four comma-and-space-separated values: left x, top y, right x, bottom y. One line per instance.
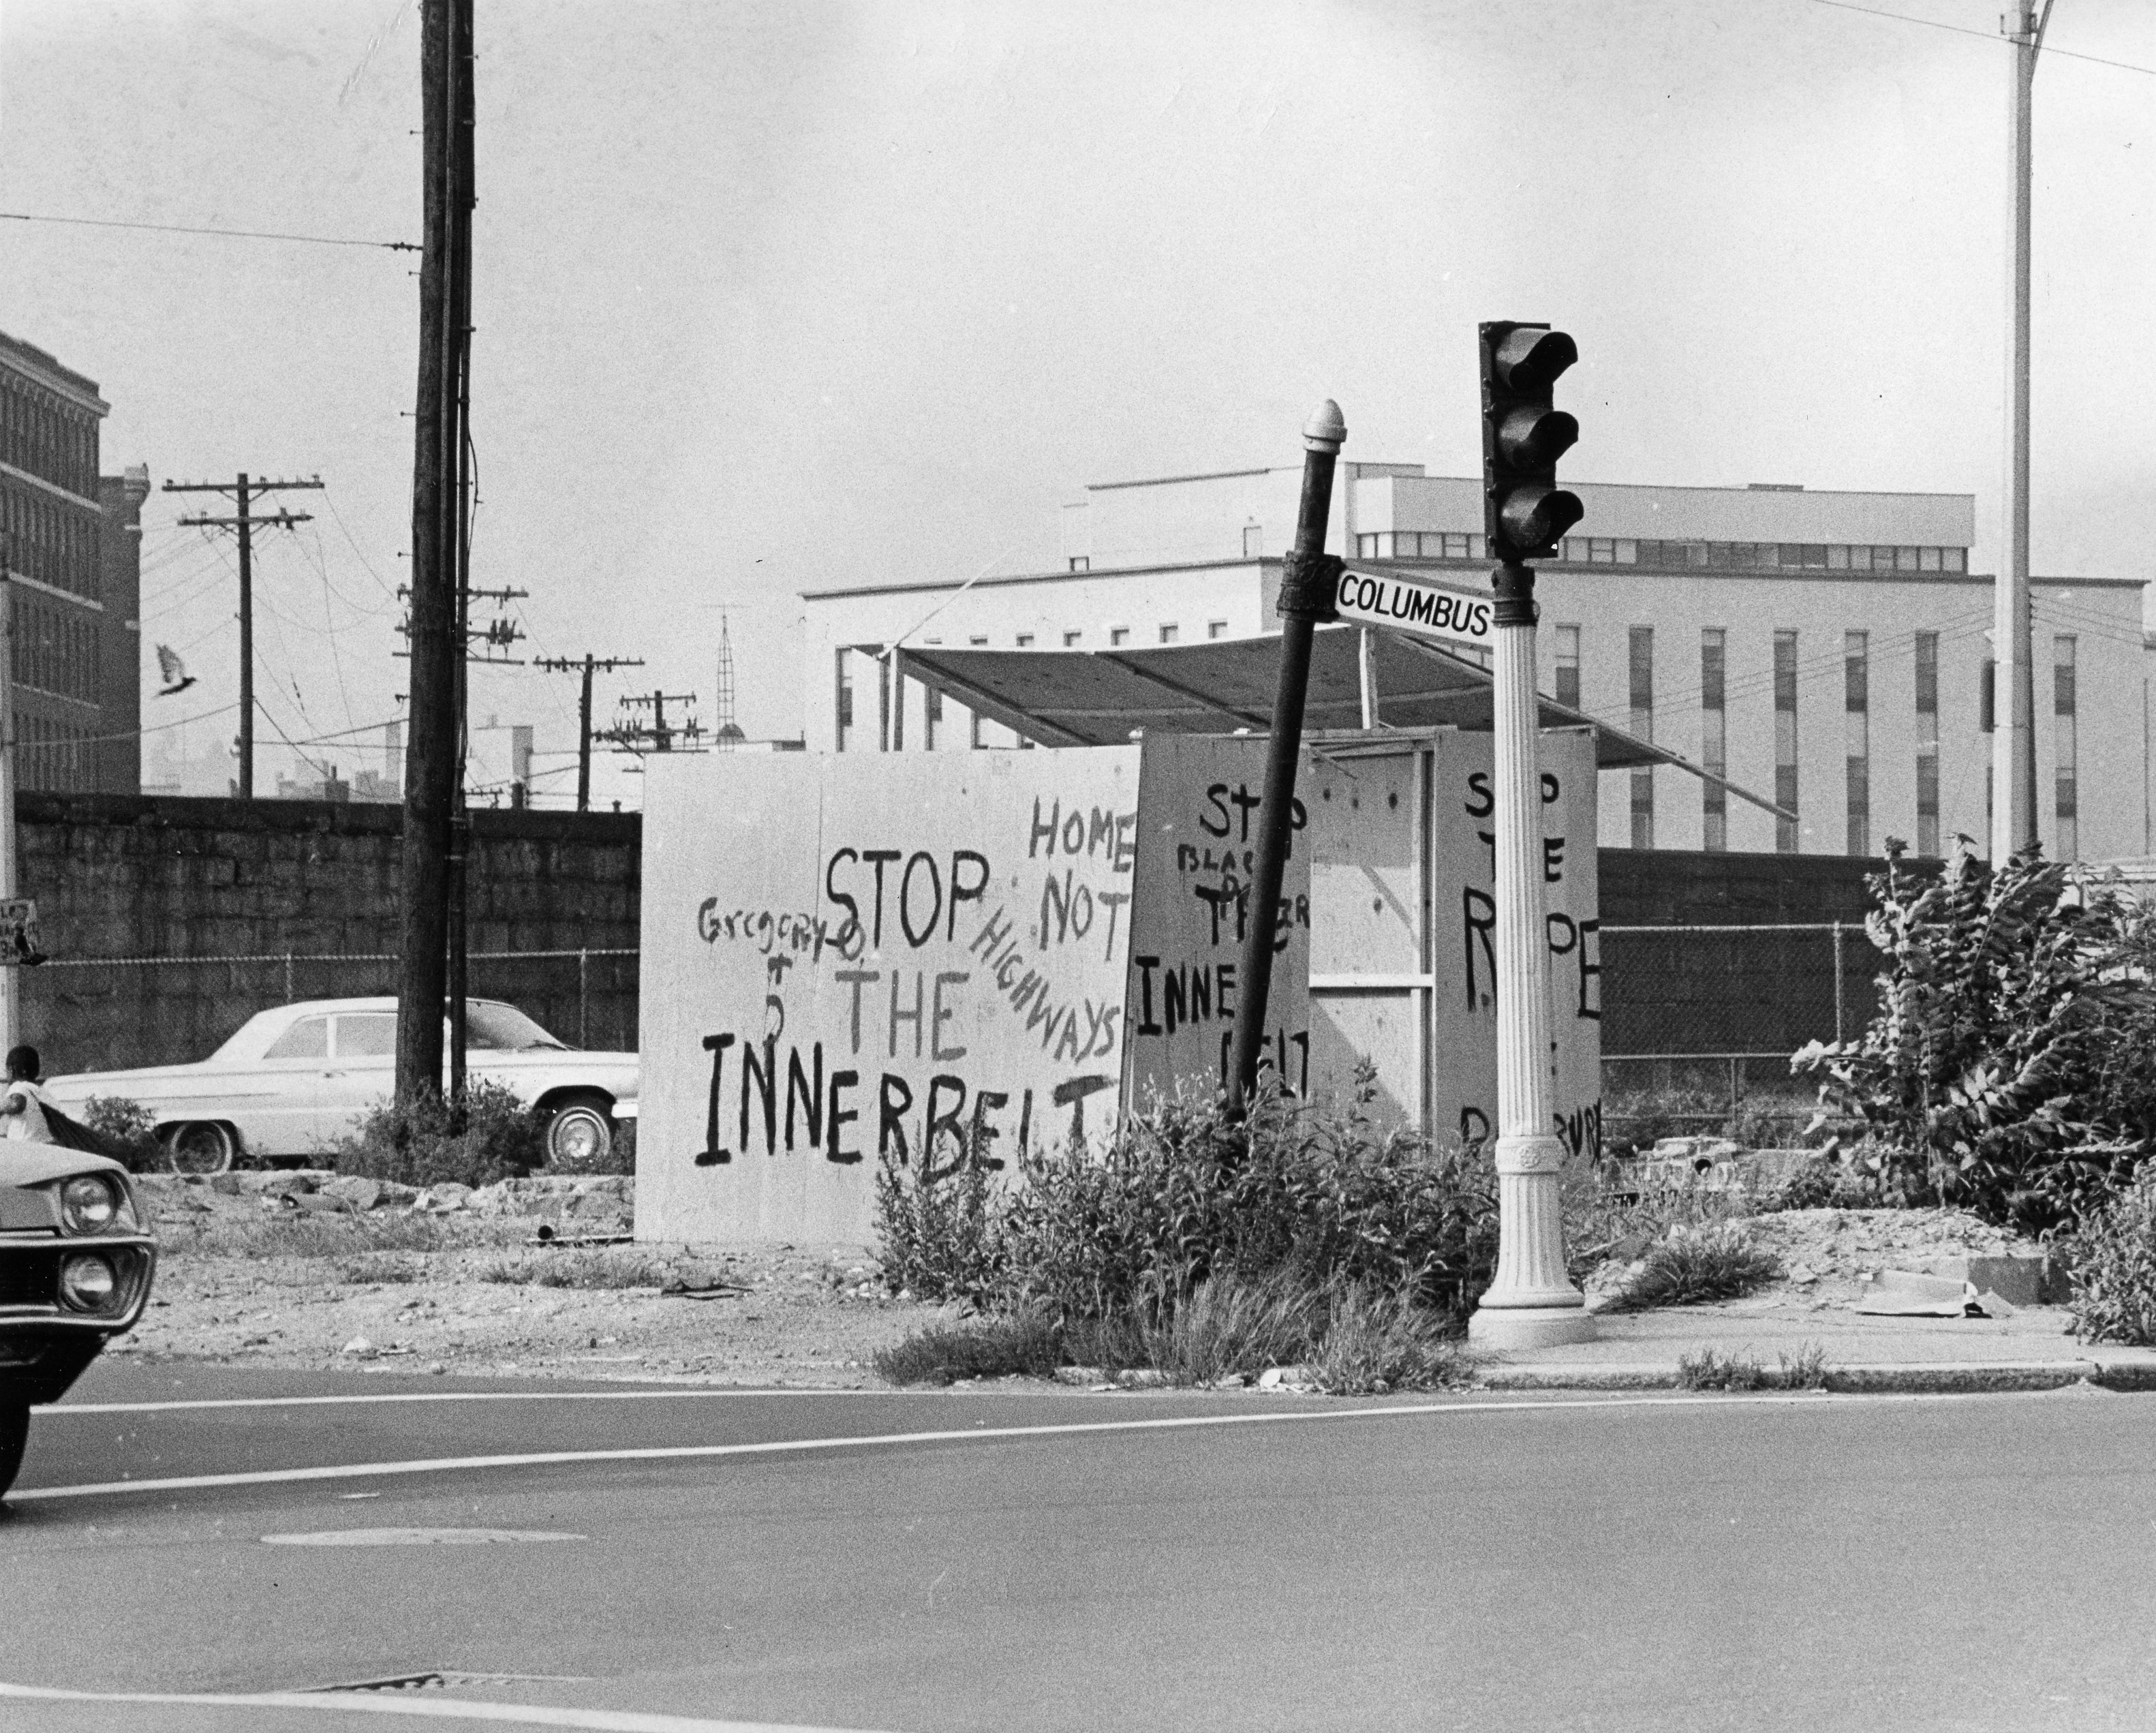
155, 645, 196, 697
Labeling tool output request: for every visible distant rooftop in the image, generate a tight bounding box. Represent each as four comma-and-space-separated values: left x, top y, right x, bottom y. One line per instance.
0, 328, 107, 409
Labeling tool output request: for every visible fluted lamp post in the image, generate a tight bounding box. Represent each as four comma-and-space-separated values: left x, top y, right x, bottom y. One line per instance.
1468, 320, 1595, 1350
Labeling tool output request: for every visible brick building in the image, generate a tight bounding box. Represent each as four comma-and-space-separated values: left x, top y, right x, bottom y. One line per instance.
0, 328, 147, 794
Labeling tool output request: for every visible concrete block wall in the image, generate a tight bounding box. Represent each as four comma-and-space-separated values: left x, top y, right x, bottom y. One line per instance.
13, 793, 641, 1073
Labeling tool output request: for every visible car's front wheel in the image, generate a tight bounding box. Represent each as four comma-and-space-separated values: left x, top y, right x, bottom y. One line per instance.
542, 1094, 614, 1170
164, 1121, 237, 1176
0, 1401, 29, 1500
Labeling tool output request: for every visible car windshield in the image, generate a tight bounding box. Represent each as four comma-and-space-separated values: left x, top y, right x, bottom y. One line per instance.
466, 1002, 569, 1052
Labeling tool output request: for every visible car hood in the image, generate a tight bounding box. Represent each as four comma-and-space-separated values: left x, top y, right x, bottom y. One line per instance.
0, 1144, 128, 1188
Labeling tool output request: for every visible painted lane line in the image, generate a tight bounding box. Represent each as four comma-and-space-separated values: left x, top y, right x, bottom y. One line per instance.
42, 1389, 909, 1417
0, 1679, 889, 1732
262, 1528, 587, 1546
10, 1390, 1942, 1503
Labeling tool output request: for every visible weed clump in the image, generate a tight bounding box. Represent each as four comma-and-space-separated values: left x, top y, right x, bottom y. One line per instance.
872, 1310, 1063, 1386
328, 1080, 545, 1190
1603, 1224, 1782, 1313
1675, 1341, 1830, 1392
478, 1245, 730, 1290
872, 1078, 1492, 1395
2063, 1163, 2156, 1346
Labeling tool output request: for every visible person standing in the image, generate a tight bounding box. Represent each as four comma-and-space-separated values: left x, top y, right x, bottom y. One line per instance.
0, 1045, 54, 1144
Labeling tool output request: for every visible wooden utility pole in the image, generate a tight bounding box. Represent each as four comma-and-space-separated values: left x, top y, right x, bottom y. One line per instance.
397, 0, 469, 1107
600, 690, 703, 756
536, 654, 643, 810
164, 473, 322, 798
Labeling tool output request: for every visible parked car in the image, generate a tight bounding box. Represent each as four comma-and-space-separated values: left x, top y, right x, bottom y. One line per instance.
0, 1143, 156, 1498
44, 998, 638, 1174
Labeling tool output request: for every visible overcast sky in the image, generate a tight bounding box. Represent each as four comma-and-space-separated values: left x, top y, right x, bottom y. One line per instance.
1, 0, 2148, 805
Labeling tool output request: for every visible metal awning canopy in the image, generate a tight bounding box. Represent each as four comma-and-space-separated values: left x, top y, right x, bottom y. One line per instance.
872, 623, 1791, 818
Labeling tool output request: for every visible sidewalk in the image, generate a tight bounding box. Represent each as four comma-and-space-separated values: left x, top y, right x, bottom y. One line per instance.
1475, 1295, 2156, 1393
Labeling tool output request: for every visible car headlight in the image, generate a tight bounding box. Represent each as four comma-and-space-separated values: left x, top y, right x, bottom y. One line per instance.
59, 1174, 121, 1236
59, 1253, 117, 1311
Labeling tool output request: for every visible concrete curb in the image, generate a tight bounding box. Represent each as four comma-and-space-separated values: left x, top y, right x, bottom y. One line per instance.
1478, 1358, 2156, 1395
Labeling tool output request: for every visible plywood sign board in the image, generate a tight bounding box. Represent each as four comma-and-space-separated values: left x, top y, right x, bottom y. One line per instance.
637, 748, 1141, 1244
1123, 736, 1311, 1108
1304, 728, 1601, 1160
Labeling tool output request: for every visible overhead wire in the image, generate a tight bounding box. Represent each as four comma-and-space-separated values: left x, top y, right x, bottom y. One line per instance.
0, 211, 418, 249
1810, 0, 2156, 75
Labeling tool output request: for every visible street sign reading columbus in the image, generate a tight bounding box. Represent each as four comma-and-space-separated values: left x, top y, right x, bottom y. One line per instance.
1331, 566, 1495, 651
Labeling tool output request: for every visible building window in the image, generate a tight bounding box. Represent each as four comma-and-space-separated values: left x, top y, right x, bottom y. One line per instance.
1242, 523, 1262, 558
968, 635, 989, 647
2056, 634, 2078, 860
923, 682, 942, 751
1554, 624, 1580, 710
1845, 630, 1870, 857
1109, 627, 1130, 647
835, 650, 854, 752
1063, 630, 1083, 648
1158, 624, 1179, 645
1068, 556, 1089, 572
1980, 658, 1996, 733
1015, 633, 1034, 647
1628, 626, 1654, 849
1701, 629, 1727, 853
1207, 619, 1229, 640
1915, 630, 1940, 857
1943, 548, 1967, 573
1775, 629, 1799, 853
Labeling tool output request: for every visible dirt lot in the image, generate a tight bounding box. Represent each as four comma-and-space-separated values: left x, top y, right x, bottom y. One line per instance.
120, 1174, 950, 1387
114, 1173, 2059, 1387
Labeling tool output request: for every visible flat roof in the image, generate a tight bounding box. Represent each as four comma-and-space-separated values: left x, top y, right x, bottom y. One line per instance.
870, 627, 1787, 823
1359, 472, 1975, 547
0, 328, 106, 410
798, 556, 2140, 603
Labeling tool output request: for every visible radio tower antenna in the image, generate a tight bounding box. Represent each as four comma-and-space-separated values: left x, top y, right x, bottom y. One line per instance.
713, 611, 745, 750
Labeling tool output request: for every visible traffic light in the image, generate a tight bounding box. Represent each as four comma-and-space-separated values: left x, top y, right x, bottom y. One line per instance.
1479, 322, 1584, 562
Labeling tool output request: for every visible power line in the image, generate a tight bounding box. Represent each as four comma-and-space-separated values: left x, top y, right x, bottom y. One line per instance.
1809, 0, 2156, 75
0, 211, 420, 249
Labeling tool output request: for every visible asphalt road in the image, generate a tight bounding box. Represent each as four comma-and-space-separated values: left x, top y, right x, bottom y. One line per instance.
2, 1362, 2153, 1733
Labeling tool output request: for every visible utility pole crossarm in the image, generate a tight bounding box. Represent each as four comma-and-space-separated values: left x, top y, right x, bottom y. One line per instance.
536, 654, 645, 810
159, 471, 323, 801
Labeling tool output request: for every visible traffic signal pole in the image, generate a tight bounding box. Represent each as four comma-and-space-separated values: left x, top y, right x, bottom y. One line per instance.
1468, 322, 1592, 1350
1225, 401, 1345, 1119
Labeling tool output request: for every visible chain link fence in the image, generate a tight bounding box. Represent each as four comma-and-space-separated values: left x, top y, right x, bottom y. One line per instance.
22, 949, 641, 1075
1597, 921, 1878, 1152
22, 923, 1875, 1148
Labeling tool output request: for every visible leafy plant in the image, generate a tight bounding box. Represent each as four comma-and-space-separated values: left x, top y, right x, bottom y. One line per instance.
1794, 841, 2156, 1232
328, 1080, 546, 1190
2063, 1162, 2156, 1346
80, 1095, 162, 1171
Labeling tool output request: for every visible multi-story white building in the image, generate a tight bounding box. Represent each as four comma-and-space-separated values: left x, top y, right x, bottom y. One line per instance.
801, 463, 2149, 860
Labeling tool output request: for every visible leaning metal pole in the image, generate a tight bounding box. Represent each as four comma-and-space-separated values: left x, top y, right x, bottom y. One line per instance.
1468, 560, 1593, 1348
1225, 401, 1345, 1118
